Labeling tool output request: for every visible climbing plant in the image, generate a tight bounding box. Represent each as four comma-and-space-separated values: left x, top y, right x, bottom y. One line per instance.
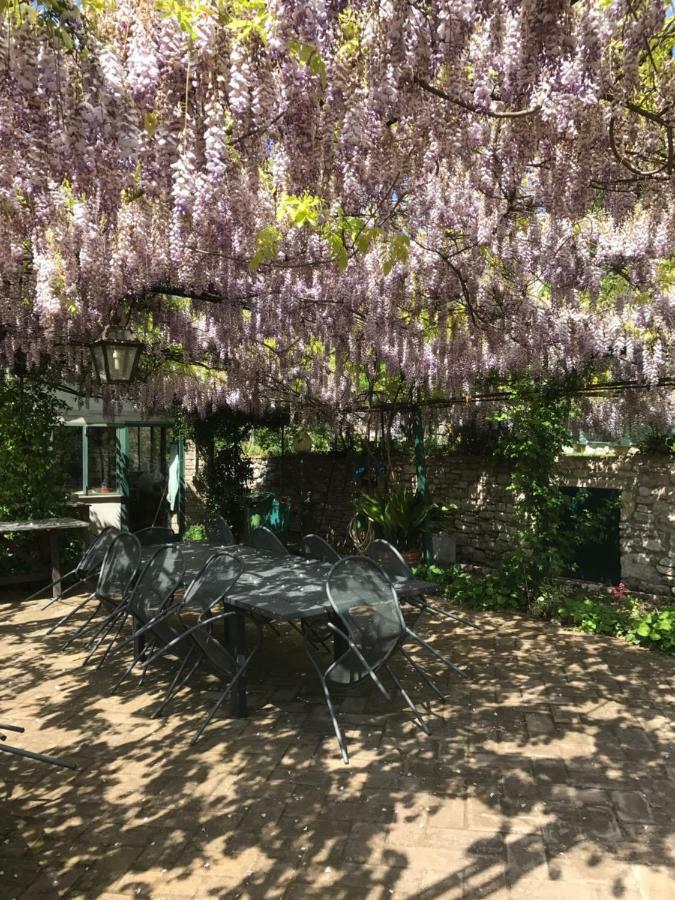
0, 368, 74, 576
176, 407, 253, 537
0, 369, 69, 521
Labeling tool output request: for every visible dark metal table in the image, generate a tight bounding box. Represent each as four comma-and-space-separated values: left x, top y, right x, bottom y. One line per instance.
141, 542, 437, 717
0, 517, 89, 598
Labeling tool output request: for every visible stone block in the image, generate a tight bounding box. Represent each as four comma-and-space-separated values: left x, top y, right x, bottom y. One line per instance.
610, 790, 652, 823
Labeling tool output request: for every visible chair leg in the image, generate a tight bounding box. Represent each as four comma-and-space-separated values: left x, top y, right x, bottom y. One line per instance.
138, 639, 157, 686
405, 627, 467, 679
61, 601, 103, 649
403, 597, 428, 630
24, 568, 77, 604
320, 677, 349, 763
299, 619, 331, 653
83, 610, 123, 663
304, 640, 349, 763
0, 743, 76, 770
400, 648, 445, 701
189, 643, 261, 745
47, 591, 95, 635
40, 576, 84, 610
94, 613, 131, 669
108, 627, 149, 694
421, 600, 486, 631
150, 649, 198, 718
384, 663, 431, 735
190, 683, 231, 746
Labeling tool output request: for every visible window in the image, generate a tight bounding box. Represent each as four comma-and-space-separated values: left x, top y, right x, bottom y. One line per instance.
54, 426, 84, 492
87, 427, 118, 492
126, 425, 171, 530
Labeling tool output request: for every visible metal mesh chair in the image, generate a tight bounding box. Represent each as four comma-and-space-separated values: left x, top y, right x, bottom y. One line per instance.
134, 526, 178, 546
138, 552, 262, 744
95, 544, 186, 689
365, 539, 412, 578
50, 532, 141, 646
307, 556, 465, 763
302, 533, 340, 564
366, 538, 482, 631
250, 525, 289, 557
29, 527, 120, 610
205, 515, 235, 546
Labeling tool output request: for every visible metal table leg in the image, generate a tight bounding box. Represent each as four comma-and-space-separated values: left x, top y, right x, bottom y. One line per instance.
133, 616, 147, 662
224, 609, 248, 717
331, 611, 349, 661
47, 530, 61, 599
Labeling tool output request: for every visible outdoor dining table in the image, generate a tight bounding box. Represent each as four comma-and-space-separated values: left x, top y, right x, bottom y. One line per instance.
0, 517, 90, 599
139, 541, 439, 717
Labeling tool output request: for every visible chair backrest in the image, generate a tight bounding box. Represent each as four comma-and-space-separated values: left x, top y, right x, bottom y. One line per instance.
185, 554, 244, 672
325, 556, 405, 686
205, 515, 235, 546
127, 544, 185, 624
250, 525, 289, 557
365, 539, 412, 579
133, 526, 177, 547
97, 533, 142, 604
183, 551, 244, 614
77, 527, 120, 577
301, 533, 340, 564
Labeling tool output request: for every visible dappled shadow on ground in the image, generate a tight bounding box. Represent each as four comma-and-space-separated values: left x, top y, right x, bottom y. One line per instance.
0, 587, 673, 899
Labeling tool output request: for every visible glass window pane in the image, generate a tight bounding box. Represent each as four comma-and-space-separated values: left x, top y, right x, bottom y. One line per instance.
127, 426, 172, 531
127, 426, 140, 473
55, 427, 83, 492
87, 428, 117, 492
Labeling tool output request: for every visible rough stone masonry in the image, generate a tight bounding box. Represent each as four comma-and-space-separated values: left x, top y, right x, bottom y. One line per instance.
184, 445, 675, 601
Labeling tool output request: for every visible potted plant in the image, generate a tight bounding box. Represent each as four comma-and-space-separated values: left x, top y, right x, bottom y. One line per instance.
357, 485, 437, 564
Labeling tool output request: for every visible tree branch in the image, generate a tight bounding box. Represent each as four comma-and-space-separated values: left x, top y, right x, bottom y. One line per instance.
609, 116, 674, 177
414, 77, 541, 119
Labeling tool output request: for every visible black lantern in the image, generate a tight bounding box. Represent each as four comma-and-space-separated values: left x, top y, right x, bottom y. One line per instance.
91, 325, 143, 384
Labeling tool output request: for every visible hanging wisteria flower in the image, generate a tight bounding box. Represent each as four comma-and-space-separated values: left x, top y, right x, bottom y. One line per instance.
0, 0, 671, 427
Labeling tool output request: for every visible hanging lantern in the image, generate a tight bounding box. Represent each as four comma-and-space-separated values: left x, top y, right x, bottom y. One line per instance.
90, 326, 143, 384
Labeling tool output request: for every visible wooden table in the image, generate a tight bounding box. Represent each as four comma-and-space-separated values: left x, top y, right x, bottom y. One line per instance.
0, 518, 90, 598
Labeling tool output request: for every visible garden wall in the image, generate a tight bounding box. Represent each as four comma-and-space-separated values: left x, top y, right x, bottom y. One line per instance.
184, 444, 675, 600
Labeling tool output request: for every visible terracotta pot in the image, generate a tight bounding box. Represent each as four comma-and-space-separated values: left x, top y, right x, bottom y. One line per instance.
96, 486, 114, 494
402, 549, 422, 566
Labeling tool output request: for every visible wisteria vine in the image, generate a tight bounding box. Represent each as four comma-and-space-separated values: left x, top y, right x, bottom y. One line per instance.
0, 0, 673, 427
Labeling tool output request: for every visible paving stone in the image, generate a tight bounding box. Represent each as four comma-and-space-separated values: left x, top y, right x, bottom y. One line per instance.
1, 594, 673, 899
546, 841, 640, 886
630, 862, 675, 899
611, 790, 653, 823
504, 833, 549, 885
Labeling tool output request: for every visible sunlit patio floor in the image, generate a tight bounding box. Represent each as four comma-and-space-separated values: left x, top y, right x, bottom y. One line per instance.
0, 591, 674, 899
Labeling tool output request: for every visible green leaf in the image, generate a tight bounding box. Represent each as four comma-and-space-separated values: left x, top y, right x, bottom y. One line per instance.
249, 225, 282, 271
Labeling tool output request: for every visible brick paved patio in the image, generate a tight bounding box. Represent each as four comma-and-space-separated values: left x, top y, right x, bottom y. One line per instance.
0, 593, 673, 899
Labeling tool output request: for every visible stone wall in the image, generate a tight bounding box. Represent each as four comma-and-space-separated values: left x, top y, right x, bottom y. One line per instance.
183, 442, 675, 599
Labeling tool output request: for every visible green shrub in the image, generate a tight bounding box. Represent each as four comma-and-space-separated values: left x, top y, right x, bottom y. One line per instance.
414, 564, 675, 657
184, 523, 207, 542
0, 368, 78, 576
624, 609, 675, 652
